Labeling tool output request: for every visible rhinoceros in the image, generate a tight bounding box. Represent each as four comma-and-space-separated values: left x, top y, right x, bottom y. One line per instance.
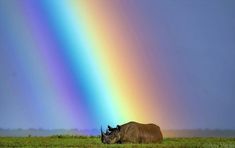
101, 121, 163, 144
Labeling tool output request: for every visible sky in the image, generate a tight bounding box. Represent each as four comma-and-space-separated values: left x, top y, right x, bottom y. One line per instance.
0, 0, 235, 130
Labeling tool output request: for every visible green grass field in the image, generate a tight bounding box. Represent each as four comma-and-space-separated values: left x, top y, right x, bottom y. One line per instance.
0, 135, 235, 148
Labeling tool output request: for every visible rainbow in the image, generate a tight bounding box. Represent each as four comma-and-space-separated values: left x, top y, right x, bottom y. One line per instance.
0, 1, 183, 129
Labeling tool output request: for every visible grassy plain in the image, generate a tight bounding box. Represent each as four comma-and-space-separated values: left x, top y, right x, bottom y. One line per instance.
0, 135, 235, 148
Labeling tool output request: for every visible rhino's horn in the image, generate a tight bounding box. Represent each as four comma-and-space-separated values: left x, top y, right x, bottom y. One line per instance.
101, 127, 104, 142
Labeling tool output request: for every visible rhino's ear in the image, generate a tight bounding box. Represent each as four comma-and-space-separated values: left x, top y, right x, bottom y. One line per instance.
108, 125, 114, 131
117, 125, 121, 131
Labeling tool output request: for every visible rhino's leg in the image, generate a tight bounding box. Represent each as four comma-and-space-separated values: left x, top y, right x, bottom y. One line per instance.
116, 140, 122, 144
121, 141, 131, 144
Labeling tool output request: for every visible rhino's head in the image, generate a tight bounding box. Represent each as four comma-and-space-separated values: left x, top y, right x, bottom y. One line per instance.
101, 125, 121, 144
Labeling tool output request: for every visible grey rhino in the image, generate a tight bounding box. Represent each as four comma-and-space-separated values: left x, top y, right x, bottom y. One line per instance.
101, 121, 163, 144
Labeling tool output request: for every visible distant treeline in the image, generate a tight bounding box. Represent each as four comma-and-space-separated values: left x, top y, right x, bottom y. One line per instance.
0, 128, 98, 137
163, 129, 235, 138
0, 128, 235, 137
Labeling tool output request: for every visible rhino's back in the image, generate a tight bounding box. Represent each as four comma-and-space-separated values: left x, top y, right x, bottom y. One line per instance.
138, 123, 163, 143
121, 121, 163, 143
